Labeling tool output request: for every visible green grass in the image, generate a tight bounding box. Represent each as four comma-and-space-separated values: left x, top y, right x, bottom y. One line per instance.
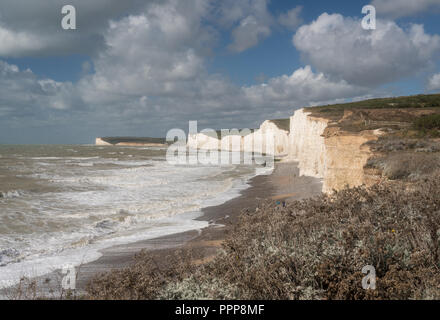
269, 118, 290, 132
414, 114, 440, 130
305, 94, 440, 114
412, 114, 440, 138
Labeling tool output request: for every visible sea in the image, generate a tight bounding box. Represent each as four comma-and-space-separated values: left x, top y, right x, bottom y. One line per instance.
0, 144, 270, 288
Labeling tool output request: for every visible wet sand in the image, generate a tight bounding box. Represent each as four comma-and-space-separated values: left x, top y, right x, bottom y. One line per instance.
1, 161, 322, 298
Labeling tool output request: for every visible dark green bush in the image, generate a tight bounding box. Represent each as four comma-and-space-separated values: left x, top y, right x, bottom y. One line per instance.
414, 114, 440, 130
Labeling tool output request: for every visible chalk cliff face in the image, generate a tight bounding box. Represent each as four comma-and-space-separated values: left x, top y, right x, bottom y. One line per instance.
95, 137, 167, 147
288, 109, 379, 193
186, 108, 380, 194
255, 120, 289, 156
96, 138, 112, 146
187, 120, 289, 157
323, 129, 379, 193
187, 131, 221, 151
288, 109, 328, 178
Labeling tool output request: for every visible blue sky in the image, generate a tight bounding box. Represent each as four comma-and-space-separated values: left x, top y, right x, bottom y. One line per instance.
0, 0, 439, 144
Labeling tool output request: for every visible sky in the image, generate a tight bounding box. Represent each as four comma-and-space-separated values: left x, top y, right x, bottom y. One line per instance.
0, 0, 440, 144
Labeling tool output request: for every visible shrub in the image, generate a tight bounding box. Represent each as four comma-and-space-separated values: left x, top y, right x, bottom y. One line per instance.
86, 250, 198, 300
414, 114, 440, 130
413, 114, 440, 137
190, 176, 440, 300
366, 152, 440, 181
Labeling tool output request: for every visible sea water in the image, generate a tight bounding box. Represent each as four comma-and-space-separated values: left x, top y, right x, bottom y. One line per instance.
0, 144, 270, 288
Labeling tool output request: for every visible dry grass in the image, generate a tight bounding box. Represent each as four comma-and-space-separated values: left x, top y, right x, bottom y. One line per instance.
365, 135, 440, 181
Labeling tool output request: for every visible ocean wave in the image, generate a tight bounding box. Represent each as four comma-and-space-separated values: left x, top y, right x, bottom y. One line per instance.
0, 248, 20, 266
0, 149, 260, 285
0, 190, 25, 199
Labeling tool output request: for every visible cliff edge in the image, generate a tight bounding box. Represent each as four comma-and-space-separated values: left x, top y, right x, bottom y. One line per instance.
292, 93, 440, 193
288, 109, 381, 193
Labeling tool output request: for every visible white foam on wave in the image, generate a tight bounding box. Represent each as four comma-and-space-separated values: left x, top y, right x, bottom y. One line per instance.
0, 211, 208, 289
0, 147, 268, 290
0, 190, 25, 199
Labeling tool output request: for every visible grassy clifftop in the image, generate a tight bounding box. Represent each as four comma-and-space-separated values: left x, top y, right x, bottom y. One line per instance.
306, 93, 440, 114
269, 118, 290, 132
302, 94, 440, 137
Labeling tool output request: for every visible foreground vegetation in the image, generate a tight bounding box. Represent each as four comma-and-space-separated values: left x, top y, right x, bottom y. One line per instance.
86, 173, 440, 300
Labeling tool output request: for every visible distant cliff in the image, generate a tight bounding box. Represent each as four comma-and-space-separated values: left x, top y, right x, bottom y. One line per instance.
95, 137, 167, 147
187, 119, 290, 157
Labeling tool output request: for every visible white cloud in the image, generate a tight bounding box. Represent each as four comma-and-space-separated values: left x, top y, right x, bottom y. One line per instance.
78, 2, 369, 128
0, 26, 49, 57
228, 15, 271, 52
293, 13, 440, 87
371, 0, 440, 19
79, 0, 214, 101
243, 66, 368, 108
427, 73, 440, 91
278, 6, 303, 30
214, 0, 273, 52
0, 61, 83, 121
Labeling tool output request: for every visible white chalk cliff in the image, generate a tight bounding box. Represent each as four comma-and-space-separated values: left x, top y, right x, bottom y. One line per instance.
95, 138, 112, 146
288, 109, 328, 178
288, 109, 379, 193
187, 120, 290, 158
187, 108, 380, 194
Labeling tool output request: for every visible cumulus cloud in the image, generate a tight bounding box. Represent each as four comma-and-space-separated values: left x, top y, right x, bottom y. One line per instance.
79, 0, 215, 102
228, 16, 271, 52
427, 73, 440, 91
0, 27, 49, 57
214, 0, 273, 52
293, 13, 440, 87
0, 61, 83, 122
278, 6, 303, 30
78, 2, 368, 127
243, 66, 368, 108
371, 0, 440, 19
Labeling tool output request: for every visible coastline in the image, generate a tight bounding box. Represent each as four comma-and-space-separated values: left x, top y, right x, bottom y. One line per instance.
74, 164, 278, 291
1, 161, 322, 297
75, 161, 322, 293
